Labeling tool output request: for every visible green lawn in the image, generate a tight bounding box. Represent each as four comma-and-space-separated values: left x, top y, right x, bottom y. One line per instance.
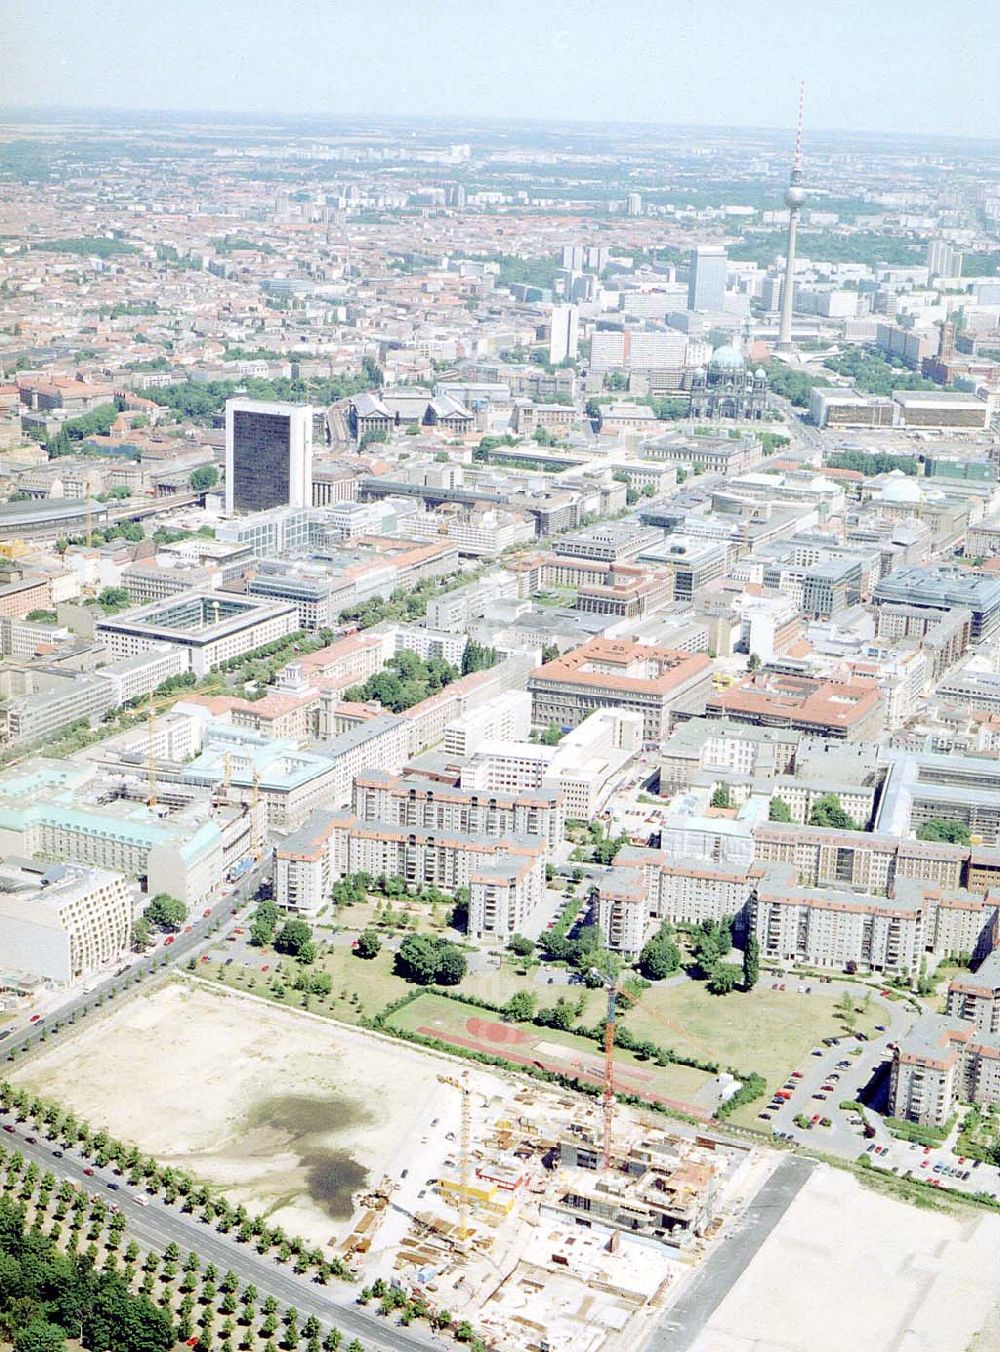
625, 979, 882, 1126
200, 943, 412, 1025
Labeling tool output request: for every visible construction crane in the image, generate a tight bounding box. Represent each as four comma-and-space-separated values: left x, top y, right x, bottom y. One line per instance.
213, 752, 233, 808
146, 692, 157, 810
589, 954, 621, 1171
250, 767, 263, 862
602, 980, 617, 1170
437, 1072, 473, 1245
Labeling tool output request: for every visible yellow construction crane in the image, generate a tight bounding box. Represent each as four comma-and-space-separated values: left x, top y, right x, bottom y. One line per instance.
250, 767, 263, 862
437, 1072, 473, 1244
146, 692, 157, 809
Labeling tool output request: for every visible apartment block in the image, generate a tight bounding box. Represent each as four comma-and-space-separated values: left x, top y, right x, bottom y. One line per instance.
353, 770, 565, 851
753, 871, 924, 979
0, 861, 131, 984
276, 807, 545, 938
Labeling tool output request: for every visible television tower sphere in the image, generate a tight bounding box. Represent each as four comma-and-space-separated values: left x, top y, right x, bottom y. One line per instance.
785, 184, 807, 208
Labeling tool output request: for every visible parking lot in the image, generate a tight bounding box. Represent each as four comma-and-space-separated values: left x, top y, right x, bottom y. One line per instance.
753, 981, 912, 1157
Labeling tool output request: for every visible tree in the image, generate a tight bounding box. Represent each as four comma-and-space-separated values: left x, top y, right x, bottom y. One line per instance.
710, 784, 732, 809
14, 1323, 67, 1352
354, 929, 381, 960
434, 945, 467, 986
274, 918, 315, 962
540, 643, 560, 664
98, 586, 131, 614
507, 933, 534, 958
707, 962, 742, 995
249, 899, 280, 948
504, 991, 536, 1022
460, 639, 499, 676
394, 934, 466, 985
747, 653, 762, 672
131, 916, 153, 950
691, 916, 734, 981
537, 999, 574, 1031
742, 935, 760, 990
769, 796, 792, 822
916, 818, 972, 846
808, 794, 859, 832
144, 894, 187, 931
190, 465, 219, 492
639, 934, 681, 981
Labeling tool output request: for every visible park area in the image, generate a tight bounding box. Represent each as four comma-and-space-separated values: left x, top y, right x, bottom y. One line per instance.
203, 922, 883, 1127
621, 979, 883, 1125
383, 990, 721, 1117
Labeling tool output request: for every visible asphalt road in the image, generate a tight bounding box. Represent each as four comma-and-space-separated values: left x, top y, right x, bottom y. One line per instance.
646, 1155, 815, 1352
0, 1118, 442, 1352
1, 862, 272, 1063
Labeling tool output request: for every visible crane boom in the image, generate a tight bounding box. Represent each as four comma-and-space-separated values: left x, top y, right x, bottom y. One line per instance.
437, 1072, 473, 1244
146, 692, 157, 809
603, 981, 616, 1170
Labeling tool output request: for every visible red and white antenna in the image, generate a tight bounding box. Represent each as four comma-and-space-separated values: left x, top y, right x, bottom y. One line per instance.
792, 82, 806, 181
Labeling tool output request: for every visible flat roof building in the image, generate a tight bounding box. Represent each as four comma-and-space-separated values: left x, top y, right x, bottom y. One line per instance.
873, 566, 1000, 644
95, 591, 299, 676
705, 672, 885, 741
528, 638, 713, 743
0, 860, 131, 984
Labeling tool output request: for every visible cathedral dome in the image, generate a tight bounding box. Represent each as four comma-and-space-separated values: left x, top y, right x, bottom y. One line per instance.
709, 344, 746, 373
880, 474, 923, 505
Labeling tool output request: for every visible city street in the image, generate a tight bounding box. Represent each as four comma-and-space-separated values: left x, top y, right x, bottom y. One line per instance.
1, 860, 271, 1061
0, 1112, 442, 1352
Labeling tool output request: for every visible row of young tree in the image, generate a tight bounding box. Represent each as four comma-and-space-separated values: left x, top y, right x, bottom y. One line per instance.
0, 1148, 359, 1352
0, 1085, 351, 1288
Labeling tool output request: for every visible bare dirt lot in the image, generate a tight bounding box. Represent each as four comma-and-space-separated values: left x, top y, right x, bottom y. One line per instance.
12, 976, 501, 1250
682, 1163, 1000, 1352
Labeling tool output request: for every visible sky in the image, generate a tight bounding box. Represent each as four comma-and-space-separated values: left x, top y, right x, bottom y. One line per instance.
4, 0, 998, 139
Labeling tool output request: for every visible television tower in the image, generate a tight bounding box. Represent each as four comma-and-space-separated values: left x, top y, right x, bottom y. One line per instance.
777, 84, 807, 352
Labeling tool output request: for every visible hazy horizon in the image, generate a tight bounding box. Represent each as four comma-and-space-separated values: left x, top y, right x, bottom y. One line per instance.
4, 0, 998, 140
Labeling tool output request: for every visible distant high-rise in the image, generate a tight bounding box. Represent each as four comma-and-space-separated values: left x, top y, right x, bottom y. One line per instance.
549, 304, 579, 365
561, 244, 609, 273
225, 399, 313, 516
625, 191, 643, 217
687, 245, 727, 312
927, 239, 963, 279
777, 85, 807, 351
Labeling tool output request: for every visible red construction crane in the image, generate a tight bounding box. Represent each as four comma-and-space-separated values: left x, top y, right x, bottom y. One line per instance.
602, 979, 617, 1170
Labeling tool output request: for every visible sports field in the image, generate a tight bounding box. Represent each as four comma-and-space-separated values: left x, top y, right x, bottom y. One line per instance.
385, 991, 719, 1117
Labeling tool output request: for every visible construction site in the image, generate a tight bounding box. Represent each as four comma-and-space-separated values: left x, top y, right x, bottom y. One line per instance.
348, 1067, 767, 1352
12, 975, 771, 1352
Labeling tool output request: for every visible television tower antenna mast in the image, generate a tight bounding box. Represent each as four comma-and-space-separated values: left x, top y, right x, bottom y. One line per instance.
777, 83, 807, 352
